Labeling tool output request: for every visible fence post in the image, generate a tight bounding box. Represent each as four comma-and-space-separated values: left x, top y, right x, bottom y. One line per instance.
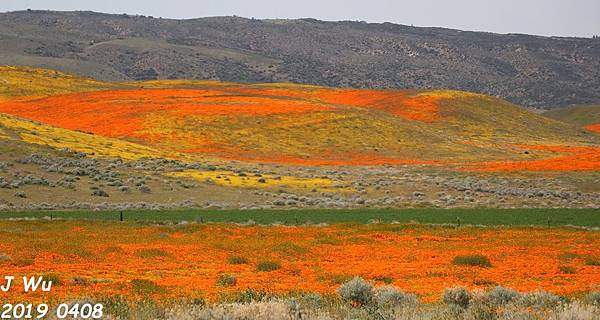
120, 211, 124, 222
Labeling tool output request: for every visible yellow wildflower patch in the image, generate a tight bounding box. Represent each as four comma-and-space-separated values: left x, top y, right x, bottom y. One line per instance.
0, 114, 183, 160
0, 66, 122, 99
414, 89, 482, 99
168, 170, 351, 192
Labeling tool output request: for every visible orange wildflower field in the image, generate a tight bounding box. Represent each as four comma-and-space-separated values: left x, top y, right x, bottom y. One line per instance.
586, 124, 600, 134
467, 145, 600, 172
1, 70, 599, 171
1, 221, 599, 304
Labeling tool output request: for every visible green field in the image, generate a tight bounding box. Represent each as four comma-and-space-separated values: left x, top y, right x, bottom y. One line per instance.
0, 208, 599, 227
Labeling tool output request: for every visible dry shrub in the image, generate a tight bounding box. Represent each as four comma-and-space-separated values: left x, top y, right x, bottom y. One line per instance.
337, 277, 374, 307
443, 287, 471, 309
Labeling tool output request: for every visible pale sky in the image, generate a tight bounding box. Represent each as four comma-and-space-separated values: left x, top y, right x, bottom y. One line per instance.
1, 0, 599, 37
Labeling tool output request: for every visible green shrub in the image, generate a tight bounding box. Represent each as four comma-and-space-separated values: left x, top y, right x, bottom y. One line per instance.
103, 246, 124, 254
216, 274, 237, 287
41, 273, 62, 286
559, 265, 577, 274
324, 274, 353, 285
131, 279, 164, 295
443, 287, 471, 309
256, 260, 281, 272
374, 286, 418, 309
228, 256, 248, 265
559, 252, 579, 261
453, 255, 492, 268
192, 297, 205, 306
135, 248, 170, 258
0, 253, 10, 263
585, 256, 600, 266
486, 286, 521, 306
374, 275, 393, 284
337, 277, 374, 307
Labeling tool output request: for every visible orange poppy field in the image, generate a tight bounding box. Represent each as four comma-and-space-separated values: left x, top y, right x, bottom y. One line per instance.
1, 221, 599, 304
586, 124, 600, 134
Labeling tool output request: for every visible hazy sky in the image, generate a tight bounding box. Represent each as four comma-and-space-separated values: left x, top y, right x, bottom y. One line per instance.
1, 0, 599, 37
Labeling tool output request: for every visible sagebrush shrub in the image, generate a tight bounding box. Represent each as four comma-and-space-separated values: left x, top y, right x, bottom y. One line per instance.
337, 277, 374, 306
443, 287, 471, 309
374, 286, 419, 309
517, 290, 562, 309
586, 291, 600, 307
300, 293, 323, 310
486, 286, 521, 306
555, 301, 599, 320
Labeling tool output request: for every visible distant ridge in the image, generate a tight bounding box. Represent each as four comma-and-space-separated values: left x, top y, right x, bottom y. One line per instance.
0, 10, 599, 109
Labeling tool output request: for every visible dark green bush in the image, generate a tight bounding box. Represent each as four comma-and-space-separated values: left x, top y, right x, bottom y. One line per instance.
228, 256, 248, 265
256, 260, 281, 272
453, 255, 492, 268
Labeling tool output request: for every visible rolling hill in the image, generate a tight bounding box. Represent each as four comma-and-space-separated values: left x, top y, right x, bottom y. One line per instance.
1, 67, 599, 171
1, 10, 600, 109
543, 104, 600, 134
2, 67, 600, 211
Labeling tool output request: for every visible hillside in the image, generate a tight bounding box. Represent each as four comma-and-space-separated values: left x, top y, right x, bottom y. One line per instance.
1, 67, 600, 211
543, 104, 600, 133
0, 66, 122, 99
1, 68, 598, 170
1, 10, 600, 109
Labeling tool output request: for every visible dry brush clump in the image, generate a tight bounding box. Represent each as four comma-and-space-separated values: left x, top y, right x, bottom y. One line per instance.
92, 282, 600, 320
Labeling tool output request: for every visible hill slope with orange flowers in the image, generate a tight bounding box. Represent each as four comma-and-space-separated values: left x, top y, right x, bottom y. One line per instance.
2, 67, 599, 170
0, 67, 599, 171
543, 104, 600, 134
2, 67, 600, 211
